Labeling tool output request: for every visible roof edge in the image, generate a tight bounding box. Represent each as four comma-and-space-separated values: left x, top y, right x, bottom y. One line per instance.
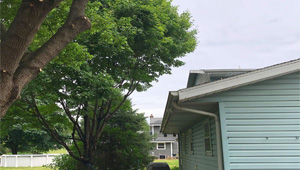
161, 91, 179, 134
179, 58, 300, 102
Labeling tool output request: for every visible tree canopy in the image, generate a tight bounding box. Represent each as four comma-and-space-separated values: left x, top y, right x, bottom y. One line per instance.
4, 0, 197, 169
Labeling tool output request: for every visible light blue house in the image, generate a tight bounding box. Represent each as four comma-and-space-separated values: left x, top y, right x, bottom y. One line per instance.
161, 59, 300, 170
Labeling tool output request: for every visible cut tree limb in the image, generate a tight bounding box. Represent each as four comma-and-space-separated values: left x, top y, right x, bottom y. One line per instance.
0, 0, 91, 117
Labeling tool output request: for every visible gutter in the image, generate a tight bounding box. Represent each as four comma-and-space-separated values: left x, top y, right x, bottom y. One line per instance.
172, 102, 224, 170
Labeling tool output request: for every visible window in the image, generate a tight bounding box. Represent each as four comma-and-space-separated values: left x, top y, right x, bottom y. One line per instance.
188, 129, 194, 154
157, 143, 166, 150
204, 119, 213, 155
159, 155, 166, 159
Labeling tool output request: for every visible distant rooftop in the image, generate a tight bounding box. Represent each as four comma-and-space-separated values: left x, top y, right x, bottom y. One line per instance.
187, 69, 254, 88
150, 117, 162, 125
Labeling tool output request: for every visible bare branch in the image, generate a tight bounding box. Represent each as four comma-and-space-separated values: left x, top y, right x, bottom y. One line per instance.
60, 99, 85, 140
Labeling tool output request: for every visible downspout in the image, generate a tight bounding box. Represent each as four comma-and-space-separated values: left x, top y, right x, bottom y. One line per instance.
172, 102, 224, 170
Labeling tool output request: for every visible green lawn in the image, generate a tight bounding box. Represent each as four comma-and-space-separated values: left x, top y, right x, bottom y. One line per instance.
45, 148, 67, 154
0, 167, 51, 170
154, 159, 179, 169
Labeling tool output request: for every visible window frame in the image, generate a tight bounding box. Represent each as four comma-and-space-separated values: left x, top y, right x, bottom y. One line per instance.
157, 142, 166, 150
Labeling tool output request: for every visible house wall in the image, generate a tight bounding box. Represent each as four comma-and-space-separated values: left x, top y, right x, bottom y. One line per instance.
179, 118, 219, 170
195, 72, 300, 170
150, 124, 178, 158
153, 126, 164, 138
150, 142, 178, 158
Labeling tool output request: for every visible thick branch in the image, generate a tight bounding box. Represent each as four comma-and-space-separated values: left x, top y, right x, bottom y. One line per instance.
0, 0, 91, 116
0, 0, 62, 74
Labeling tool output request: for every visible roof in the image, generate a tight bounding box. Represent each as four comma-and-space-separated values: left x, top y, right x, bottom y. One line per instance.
161, 58, 300, 134
150, 118, 162, 125
187, 69, 254, 88
180, 58, 300, 103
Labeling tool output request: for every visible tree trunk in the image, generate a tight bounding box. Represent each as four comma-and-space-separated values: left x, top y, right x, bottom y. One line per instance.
11, 146, 18, 155
77, 160, 95, 170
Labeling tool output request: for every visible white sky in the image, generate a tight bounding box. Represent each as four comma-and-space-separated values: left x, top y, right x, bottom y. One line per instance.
131, 0, 300, 121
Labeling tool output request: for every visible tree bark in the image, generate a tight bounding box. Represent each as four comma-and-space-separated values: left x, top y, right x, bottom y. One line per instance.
0, 0, 91, 116
11, 146, 18, 155
77, 160, 89, 170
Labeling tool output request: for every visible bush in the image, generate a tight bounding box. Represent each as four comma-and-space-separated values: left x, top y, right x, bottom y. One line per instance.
47, 154, 77, 170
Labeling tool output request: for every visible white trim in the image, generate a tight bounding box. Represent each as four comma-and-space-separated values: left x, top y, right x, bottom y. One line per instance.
171, 142, 173, 157
15, 155, 18, 167
157, 143, 166, 150
150, 141, 175, 143
179, 59, 300, 102
30, 155, 33, 167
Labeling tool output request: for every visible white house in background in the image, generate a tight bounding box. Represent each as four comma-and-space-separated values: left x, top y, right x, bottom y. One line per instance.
149, 114, 178, 159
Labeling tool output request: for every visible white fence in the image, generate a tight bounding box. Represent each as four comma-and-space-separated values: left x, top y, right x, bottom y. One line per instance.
0, 154, 61, 167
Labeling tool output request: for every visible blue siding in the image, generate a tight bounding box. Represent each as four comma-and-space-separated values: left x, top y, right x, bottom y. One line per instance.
179, 118, 219, 170
215, 72, 300, 170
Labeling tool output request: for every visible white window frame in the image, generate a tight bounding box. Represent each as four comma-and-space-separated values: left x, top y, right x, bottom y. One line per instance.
157, 143, 166, 150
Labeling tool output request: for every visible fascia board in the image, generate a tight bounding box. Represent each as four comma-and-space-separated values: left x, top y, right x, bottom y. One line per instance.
161, 91, 179, 133
179, 59, 300, 102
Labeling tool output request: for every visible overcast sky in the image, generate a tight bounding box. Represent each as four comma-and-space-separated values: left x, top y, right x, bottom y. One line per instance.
130, 0, 300, 121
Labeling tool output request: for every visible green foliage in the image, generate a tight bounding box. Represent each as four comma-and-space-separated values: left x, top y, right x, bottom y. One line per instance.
48, 108, 154, 170
0, 0, 21, 27
4, 0, 196, 168
95, 109, 154, 170
0, 105, 60, 154
80, 0, 197, 91
48, 154, 77, 170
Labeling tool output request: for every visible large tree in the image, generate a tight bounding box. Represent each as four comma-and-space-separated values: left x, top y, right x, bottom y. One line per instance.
0, 0, 91, 116
12, 0, 196, 169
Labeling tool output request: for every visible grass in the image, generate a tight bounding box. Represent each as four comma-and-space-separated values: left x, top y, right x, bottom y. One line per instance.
0, 167, 52, 170
3, 148, 67, 155
154, 159, 179, 169
45, 148, 67, 154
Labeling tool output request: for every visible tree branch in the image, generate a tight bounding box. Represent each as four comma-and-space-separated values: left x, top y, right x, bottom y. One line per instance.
60, 100, 85, 141
0, 0, 91, 116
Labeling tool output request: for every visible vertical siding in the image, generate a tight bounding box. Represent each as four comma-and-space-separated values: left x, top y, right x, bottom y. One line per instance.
180, 118, 219, 170
217, 72, 300, 170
